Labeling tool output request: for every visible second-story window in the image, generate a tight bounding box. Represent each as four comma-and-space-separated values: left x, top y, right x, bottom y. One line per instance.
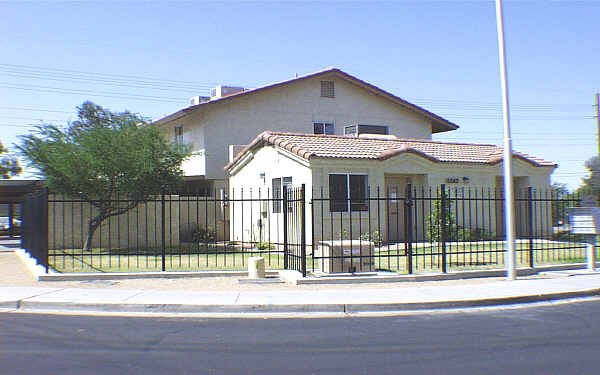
313, 122, 334, 135
320, 80, 335, 98
344, 124, 389, 136
174, 126, 184, 145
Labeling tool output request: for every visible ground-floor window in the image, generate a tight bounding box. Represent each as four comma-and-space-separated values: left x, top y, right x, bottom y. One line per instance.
328, 173, 368, 212
272, 176, 292, 213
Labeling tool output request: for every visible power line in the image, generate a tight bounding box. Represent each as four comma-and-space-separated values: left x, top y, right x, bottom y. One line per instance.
0, 116, 67, 122
0, 106, 76, 114
0, 70, 212, 94
0, 83, 186, 103
0, 63, 220, 89
0, 63, 594, 113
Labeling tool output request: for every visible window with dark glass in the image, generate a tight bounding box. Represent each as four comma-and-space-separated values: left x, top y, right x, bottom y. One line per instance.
344, 124, 389, 136
313, 122, 334, 135
174, 126, 184, 145
329, 174, 368, 212
349, 175, 368, 211
272, 177, 292, 213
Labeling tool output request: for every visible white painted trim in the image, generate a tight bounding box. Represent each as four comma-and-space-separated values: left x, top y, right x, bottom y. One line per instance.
228, 151, 254, 176
277, 149, 311, 167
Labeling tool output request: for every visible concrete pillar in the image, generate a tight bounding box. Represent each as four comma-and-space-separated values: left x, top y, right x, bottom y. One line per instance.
587, 243, 596, 272
248, 256, 265, 279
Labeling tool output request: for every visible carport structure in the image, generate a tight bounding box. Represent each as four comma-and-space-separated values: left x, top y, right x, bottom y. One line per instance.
0, 180, 44, 238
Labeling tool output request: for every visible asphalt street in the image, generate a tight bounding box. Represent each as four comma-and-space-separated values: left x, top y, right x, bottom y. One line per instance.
2, 299, 600, 375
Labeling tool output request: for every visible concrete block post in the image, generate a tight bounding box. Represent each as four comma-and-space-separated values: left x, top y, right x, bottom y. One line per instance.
248, 256, 265, 279
587, 243, 596, 272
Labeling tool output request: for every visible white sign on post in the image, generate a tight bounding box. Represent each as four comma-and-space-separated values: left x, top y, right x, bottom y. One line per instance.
568, 207, 599, 272
569, 207, 600, 235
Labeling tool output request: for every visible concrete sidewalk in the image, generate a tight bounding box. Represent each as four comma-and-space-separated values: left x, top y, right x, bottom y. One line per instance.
1, 244, 600, 317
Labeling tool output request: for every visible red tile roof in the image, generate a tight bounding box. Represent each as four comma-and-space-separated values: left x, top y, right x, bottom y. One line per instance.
225, 132, 556, 171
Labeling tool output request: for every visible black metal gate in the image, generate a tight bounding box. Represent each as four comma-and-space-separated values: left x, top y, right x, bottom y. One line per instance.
283, 184, 306, 276
21, 188, 49, 272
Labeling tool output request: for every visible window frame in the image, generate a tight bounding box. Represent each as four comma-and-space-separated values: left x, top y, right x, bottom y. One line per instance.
313, 122, 335, 135
320, 80, 335, 98
328, 173, 369, 213
272, 176, 292, 213
344, 124, 389, 136
174, 125, 184, 145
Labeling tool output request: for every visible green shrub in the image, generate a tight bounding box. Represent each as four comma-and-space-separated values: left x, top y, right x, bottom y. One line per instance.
457, 227, 497, 241
180, 224, 216, 244
360, 231, 384, 246
256, 242, 275, 250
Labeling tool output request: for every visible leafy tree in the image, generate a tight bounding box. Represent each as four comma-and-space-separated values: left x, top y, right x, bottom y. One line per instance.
578, 156, 600, 203
551, 183, 572, 226
19, 101, 191, 250
0, 141, 22, 179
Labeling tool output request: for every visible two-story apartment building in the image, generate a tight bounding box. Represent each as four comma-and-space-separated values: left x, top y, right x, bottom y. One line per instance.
153, 68, 556, 244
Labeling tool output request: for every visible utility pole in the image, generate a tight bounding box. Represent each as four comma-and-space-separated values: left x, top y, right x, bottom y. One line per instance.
495, 0, 516, 280
596, 93, 600, 159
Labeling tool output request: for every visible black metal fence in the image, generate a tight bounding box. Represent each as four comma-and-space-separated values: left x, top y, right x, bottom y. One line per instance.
310, 184, 584, 274
20, 188, 49, 272
20, 184, 586, 275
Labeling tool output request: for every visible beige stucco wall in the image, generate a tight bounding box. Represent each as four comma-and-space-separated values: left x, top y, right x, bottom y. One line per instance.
229, 148, 555, 246
49, 196, 180, 250
177, 196, 228, 242
161, 73, 435, 180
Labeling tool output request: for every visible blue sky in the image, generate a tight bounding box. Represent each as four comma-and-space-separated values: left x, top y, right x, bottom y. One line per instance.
1, 1, 597, 190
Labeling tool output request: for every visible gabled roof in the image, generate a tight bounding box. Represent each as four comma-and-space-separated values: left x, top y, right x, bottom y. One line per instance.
152, 67, 459, 133
225, 132, 556, 171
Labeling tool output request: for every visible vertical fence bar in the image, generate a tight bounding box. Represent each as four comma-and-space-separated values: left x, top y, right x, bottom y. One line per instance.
440, 184, 447, 273
161, 186, 166, 272
301, 184, 307, 277
42, 188, 49, 272
283, 185, 289, 270
528, 186, 534, 268
405, 184, 413, 274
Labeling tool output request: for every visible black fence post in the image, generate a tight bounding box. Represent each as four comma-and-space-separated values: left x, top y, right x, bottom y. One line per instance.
41, 188, 49, 273
441, 184, 447, 273
300, 184, 307, 277
528, 186, 535, 268
8, 203, 14, 239
405, 184, 413, 274
283, 185, 289, 270
161, 186, 166, 272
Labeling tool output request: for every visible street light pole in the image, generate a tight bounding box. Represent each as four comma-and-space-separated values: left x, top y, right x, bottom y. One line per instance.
495, 0, 517, 280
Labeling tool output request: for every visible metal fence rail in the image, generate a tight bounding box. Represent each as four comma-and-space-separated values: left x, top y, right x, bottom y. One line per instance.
20, 184, 585, 275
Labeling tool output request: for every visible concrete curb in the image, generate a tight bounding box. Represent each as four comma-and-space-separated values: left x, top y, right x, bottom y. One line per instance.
38, 270, 280, 282
14, 249, 53, 277
282, 264, 597, 285
4, 288, 600, 316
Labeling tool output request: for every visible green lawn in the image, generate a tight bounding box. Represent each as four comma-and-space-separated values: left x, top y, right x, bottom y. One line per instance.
48, 240, 591, 274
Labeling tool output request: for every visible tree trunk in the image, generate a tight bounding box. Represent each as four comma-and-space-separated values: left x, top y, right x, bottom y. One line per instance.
82, 201, 140, 251
83, 216, 103, 252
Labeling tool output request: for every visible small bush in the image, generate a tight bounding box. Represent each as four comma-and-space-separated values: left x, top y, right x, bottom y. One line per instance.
457, 227, 497, 241
180, 224, 216, 244
256, 242, 275, 250
360, 231, 384, 246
